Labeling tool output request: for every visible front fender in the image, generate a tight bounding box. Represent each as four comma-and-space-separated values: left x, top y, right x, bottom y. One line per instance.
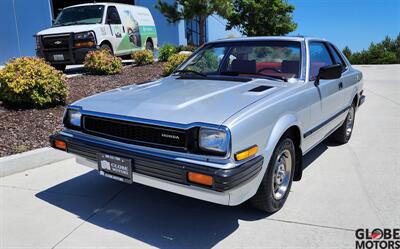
266, 113, 302, 154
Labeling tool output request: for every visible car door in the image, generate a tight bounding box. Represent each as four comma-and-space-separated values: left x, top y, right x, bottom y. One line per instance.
309, 41, 344, 124
105, 6, 124, 55
327, 43, 355, 109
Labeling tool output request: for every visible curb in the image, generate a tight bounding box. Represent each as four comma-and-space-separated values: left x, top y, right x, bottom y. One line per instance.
0, 147, 73, 177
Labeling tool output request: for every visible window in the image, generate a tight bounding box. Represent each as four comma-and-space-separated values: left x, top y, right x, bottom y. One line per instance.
178, 41, 302, 80
106, 6, 121, 24
328, 43, 347, 70
186, 47, 226, 73
309, 42, 334, 80
53, 5, 105, 26
185, 18, 206, 46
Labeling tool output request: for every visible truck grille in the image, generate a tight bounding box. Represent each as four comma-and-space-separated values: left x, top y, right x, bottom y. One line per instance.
42, 35, 70, 50
82, 116, 188, 151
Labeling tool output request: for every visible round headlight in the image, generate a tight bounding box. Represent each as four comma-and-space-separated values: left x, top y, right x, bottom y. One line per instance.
199, 128, 228, 155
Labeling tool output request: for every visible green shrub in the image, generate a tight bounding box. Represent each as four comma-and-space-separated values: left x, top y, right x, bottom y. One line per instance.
0, 57, 67, 107
84, 50, 122, 75
131, 49, 154, 66
163, 53, 191, 76
158, 43, 177, 61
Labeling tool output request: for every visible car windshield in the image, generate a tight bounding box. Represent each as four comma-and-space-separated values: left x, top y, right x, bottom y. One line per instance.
53, 5, 105, 26
176, 41, 302, 81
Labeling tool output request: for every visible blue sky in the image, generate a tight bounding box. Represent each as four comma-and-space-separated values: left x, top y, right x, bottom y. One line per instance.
288, 0, 400, 52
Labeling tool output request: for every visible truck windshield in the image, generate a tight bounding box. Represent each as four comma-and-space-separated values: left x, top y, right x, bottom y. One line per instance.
176, 41, 302, 82
53, 5, 105, 26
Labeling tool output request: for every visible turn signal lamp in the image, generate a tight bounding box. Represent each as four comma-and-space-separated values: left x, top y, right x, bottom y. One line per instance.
235, 145, 258, 161
188, 172, 213, 186
54, 140, 67, 151
74, 41, 95, 48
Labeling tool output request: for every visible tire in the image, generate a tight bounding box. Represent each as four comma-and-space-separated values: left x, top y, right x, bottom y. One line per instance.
100, 43, 113, 55
52, 64, 66, 72
145, 41, 154, 51
330, 103, 356, 144
250, 136, 296, 213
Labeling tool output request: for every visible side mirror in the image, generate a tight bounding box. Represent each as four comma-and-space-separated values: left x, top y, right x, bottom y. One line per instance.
315, 64, 342, 86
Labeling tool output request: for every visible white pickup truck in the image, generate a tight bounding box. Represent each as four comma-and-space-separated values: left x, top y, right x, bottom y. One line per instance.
35, 3, 157, 71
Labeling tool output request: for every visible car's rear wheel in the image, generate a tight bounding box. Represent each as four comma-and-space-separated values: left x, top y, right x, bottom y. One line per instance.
250, 136, 295, 213
331, 103, 356, 144
145, 41, 154, 51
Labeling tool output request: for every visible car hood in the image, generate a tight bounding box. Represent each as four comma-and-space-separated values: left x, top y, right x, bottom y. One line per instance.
37, 25, 98, 36
73, 77, 282, 125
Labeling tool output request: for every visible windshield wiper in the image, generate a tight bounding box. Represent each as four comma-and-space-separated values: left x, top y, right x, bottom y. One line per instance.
220, 71, 287, 82
174, 69, 207, 78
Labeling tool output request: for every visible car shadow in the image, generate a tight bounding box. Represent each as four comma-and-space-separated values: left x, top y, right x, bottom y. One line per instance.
35, 140, 335, 248
36, 170, 269, 248
301, 139, 340, 171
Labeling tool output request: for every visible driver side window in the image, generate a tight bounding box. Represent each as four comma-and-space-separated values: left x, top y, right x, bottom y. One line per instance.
309, 42, 334, 81
106, 6, 121, 24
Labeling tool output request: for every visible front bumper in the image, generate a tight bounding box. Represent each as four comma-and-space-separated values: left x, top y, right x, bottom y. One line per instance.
50, 133, 263, 193
37, 47, 97, 65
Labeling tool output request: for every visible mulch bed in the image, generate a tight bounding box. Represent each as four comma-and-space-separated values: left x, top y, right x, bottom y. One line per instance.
0, 63, 164, 157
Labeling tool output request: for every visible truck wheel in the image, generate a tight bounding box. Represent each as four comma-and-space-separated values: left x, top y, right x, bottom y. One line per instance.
52, 64, 66, 72
100, 44, 113, 55
145, 41, 154, 51
250, 136, 295, 213
331, 104, 356, 144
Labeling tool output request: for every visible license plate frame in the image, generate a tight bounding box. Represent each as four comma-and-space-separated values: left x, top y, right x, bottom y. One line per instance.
53, 54, 64, 61
97, 153, 133, 184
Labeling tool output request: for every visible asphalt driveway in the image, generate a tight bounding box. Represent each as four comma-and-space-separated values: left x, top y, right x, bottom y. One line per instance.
0, 65, 399, 249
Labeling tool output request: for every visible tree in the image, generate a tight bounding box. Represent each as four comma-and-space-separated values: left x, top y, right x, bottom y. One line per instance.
342, 46, 352, 59
343, 33, 400, 64
226, 0, 297, 36
155, 0, 233, 45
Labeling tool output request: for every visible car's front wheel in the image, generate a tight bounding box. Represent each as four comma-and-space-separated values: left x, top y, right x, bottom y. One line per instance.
250, 136, 295, 213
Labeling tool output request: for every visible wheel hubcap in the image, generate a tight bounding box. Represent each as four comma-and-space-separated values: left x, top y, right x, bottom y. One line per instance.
346, 107, 355, 137
272, 149, 292, 200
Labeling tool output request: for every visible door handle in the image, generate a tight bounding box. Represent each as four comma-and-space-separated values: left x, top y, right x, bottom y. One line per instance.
338, 82, 343, 90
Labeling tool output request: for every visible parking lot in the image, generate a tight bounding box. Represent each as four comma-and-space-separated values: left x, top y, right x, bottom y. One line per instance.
0, 65, 399, 249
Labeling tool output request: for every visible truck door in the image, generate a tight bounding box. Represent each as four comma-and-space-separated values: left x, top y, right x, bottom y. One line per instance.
105, 6, 124, 55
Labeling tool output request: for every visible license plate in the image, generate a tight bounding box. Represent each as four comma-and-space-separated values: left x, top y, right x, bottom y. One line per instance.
53, 54, 64, 61
97, 153, 133, 183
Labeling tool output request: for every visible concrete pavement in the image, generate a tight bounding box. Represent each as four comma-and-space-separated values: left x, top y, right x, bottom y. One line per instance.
0, 65, 399, 249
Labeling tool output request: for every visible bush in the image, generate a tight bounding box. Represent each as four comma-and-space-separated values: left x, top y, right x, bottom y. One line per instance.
131, 49, 154, 66
158, 43, 177, 61
84, 50, 122, 75
0, 57, 67, 108
163, 53, 191, 76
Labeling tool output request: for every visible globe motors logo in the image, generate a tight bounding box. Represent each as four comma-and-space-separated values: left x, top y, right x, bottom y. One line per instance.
355, 228, 400, 249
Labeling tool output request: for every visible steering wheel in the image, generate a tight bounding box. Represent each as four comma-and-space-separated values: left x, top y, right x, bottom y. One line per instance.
257, 67, 281, 74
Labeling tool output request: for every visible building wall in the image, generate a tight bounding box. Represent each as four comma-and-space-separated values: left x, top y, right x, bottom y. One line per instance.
0, 0, 52, 64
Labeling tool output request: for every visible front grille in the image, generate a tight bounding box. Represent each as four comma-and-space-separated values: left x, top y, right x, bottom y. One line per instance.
42, 35, 70, 50
82, 116, 188, 151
